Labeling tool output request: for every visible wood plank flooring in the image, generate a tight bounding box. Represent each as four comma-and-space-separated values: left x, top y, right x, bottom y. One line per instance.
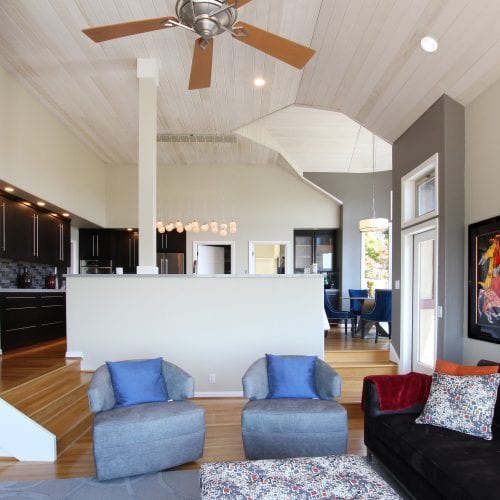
0, 329, 367, 480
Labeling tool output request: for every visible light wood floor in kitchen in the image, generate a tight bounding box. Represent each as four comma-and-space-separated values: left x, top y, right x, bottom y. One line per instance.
0, 327, 370, 480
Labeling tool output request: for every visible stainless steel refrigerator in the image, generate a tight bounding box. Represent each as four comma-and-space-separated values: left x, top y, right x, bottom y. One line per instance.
157, 253, 185, 274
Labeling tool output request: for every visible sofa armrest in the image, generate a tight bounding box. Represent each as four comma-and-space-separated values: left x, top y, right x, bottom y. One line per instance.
315, 359, 341, 400
88, 365, 116, 413
162, 360, 194, 400
242, 358, 269, 400
362, 378, 426, 421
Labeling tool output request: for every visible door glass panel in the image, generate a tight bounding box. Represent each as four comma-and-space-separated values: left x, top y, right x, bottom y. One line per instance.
413, 232, 436, 370
294, 236, 313, 270
315, 234, 333, 272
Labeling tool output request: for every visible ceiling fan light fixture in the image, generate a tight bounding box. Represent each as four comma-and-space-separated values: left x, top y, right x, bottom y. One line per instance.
420, 36, 438, 53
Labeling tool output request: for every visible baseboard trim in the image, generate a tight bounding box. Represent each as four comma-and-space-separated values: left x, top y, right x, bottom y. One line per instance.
195, 391, 244, 398
65, 351, 83, 359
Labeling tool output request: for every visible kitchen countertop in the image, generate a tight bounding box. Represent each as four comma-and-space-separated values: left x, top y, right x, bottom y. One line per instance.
0, 288, 66, 293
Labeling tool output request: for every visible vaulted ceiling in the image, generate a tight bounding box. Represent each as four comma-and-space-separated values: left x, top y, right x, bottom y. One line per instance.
1, 0, 500, 172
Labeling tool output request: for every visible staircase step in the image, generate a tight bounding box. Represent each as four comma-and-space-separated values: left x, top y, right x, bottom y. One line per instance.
0, 362, 81, 406
325, 349, 390, 364
40, 393, 93, 455
332, 361, 397, 378
0, 359, 93, 457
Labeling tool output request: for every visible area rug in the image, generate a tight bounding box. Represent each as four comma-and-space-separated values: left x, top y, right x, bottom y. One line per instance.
0, 470, 201, 499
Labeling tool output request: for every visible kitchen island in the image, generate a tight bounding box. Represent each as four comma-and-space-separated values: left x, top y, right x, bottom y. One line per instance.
66, 274, 324, 395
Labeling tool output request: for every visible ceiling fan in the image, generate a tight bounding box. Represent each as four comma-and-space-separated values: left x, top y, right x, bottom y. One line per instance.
82, 0, 315, 90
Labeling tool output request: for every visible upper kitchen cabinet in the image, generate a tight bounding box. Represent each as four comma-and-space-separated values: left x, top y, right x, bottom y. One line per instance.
7, 198, 38, 261
79, 229, 113, 260
37, 213, 70, 268
114, 230, 139, 273
294, 229, 340, 288
156, 230, 186, 253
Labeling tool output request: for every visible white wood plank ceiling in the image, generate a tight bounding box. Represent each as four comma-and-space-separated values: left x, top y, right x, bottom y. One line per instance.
1, 0, 500, 171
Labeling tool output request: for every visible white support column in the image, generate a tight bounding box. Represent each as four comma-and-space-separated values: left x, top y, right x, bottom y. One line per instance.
136, 58, 159, 274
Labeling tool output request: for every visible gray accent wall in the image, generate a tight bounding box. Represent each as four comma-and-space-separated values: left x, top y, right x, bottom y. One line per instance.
392, 95, 465, 361
304, 171, 392, 297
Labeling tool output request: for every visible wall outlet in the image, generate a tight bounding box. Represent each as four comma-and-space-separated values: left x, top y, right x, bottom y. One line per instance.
209, 373, 216, 384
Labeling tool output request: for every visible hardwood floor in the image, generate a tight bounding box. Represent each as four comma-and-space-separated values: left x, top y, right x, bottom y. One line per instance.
0, 329, 367, 480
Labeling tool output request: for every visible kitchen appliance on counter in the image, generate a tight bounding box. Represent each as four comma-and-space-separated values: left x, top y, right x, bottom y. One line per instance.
80, 259, 113, 274
157, 253, 185, 274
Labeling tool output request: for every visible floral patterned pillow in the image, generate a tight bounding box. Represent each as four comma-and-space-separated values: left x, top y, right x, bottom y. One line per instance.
415, 372, 500, 440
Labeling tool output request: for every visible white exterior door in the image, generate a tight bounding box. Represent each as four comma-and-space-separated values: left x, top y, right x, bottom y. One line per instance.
412, 228, 437, 374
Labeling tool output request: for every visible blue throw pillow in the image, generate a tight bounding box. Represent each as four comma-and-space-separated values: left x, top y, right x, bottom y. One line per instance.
106, 358, 169, 407
266, 354, 319, 399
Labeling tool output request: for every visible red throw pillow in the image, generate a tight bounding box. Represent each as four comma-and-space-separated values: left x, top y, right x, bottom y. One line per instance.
434, 359, 499, 375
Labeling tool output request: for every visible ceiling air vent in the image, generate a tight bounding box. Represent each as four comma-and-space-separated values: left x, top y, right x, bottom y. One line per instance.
157, 133, 237, 143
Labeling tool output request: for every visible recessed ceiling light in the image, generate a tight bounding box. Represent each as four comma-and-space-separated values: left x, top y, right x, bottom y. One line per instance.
62, 212, 70, 217
4, 187, 14, 192
51, 213, 58, 217
254, 77, 266, 87
127, 228, 133, 232
24, 202, 32, 206
420, 36, 438, 53
37, 201, 46, 207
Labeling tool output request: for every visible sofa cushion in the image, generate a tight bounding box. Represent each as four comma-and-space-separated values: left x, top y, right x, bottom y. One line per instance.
366, 413, 500, 500
265, 354, 319, 399
106, 358, 169, 407
242, 399, 346, 434
415, 372, 500, 440
435, 359, 499, 375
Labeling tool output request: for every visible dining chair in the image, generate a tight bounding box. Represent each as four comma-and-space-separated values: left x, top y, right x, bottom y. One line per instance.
348, 289, 369, 332
359, 289, 392, 343
324, 290, 356, 336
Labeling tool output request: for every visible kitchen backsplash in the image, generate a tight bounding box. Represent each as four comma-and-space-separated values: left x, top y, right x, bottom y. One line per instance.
0, 258, 64, 289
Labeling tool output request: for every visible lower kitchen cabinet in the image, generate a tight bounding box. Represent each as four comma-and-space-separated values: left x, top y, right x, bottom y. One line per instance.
0, 292, 66, 351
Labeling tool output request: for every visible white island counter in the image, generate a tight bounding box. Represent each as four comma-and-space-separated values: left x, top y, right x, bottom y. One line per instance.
66, 274, 324, 395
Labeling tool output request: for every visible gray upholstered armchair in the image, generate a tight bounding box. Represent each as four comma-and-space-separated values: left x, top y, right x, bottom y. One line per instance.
88, 360, 205, 481
241, 356, 348, 460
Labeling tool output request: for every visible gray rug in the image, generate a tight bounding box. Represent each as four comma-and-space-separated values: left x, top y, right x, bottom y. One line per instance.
0, 457, 412, 499
0, 470, 201, 499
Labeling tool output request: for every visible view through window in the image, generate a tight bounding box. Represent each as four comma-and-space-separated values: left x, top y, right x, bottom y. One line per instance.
362, 230, 390, 294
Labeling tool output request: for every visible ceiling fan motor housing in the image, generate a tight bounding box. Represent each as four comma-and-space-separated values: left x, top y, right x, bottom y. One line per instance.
176, 0, 237, 40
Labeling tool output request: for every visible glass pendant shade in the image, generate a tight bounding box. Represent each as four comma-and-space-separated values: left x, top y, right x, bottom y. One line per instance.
359, 133, 389, 233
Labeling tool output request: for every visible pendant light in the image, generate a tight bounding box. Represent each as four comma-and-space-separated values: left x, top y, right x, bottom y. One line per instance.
359, 134, 389, 232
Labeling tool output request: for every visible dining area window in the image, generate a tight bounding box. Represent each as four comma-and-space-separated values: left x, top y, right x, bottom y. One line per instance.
361, 230, 390, 293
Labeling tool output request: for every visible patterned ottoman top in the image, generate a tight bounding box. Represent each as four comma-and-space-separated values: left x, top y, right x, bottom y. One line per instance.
200, 454, 401, 499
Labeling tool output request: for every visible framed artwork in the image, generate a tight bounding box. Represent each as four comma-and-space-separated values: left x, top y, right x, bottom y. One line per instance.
468, 215, 500, 343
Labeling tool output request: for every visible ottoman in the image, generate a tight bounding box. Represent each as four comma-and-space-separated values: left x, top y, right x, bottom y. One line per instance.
242, 398, 347, 459
200, 455, 401, 499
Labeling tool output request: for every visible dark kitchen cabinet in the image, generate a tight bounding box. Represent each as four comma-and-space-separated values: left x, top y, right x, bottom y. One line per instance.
0, 195, 71, 266
156, 230, 186, 253
79, 229, 113, 260
294, 229, 340, 289
0, 292, 66, 351
8, 200, 38, 261
114, 230, 139, 273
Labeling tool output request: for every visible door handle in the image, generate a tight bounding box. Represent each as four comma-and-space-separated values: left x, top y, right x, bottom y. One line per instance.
33, 214, 36, 256
129, 239, 132, 267
92, 235, 95, 257
96, 234, 99, 256
1, 202, 5, 251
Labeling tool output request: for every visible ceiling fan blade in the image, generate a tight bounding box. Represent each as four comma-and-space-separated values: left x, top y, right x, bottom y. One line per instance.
232, 21, 315, 69
82, 16, 178, 43
235, 0, 254, 7
189, 38, 214, 90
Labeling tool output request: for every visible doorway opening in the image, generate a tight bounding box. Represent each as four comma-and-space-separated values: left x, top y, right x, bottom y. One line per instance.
248, 241, 291, 274
193, 241, 235, 274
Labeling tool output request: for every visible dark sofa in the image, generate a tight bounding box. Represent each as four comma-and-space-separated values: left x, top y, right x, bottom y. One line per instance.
362, 360, 500, 500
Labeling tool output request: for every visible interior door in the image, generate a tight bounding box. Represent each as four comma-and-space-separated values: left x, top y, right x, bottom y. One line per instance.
196, 245, 225, 274
412, 228, 437, 374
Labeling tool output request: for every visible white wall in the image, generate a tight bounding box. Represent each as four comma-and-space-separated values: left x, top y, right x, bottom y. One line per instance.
105, 163, 340, 274
66, 274, 325, 394
464, 79, 500, 363
0, 64, 106, 226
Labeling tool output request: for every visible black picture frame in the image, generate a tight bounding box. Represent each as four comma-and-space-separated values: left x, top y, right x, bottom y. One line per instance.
468, 215, 500, 343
